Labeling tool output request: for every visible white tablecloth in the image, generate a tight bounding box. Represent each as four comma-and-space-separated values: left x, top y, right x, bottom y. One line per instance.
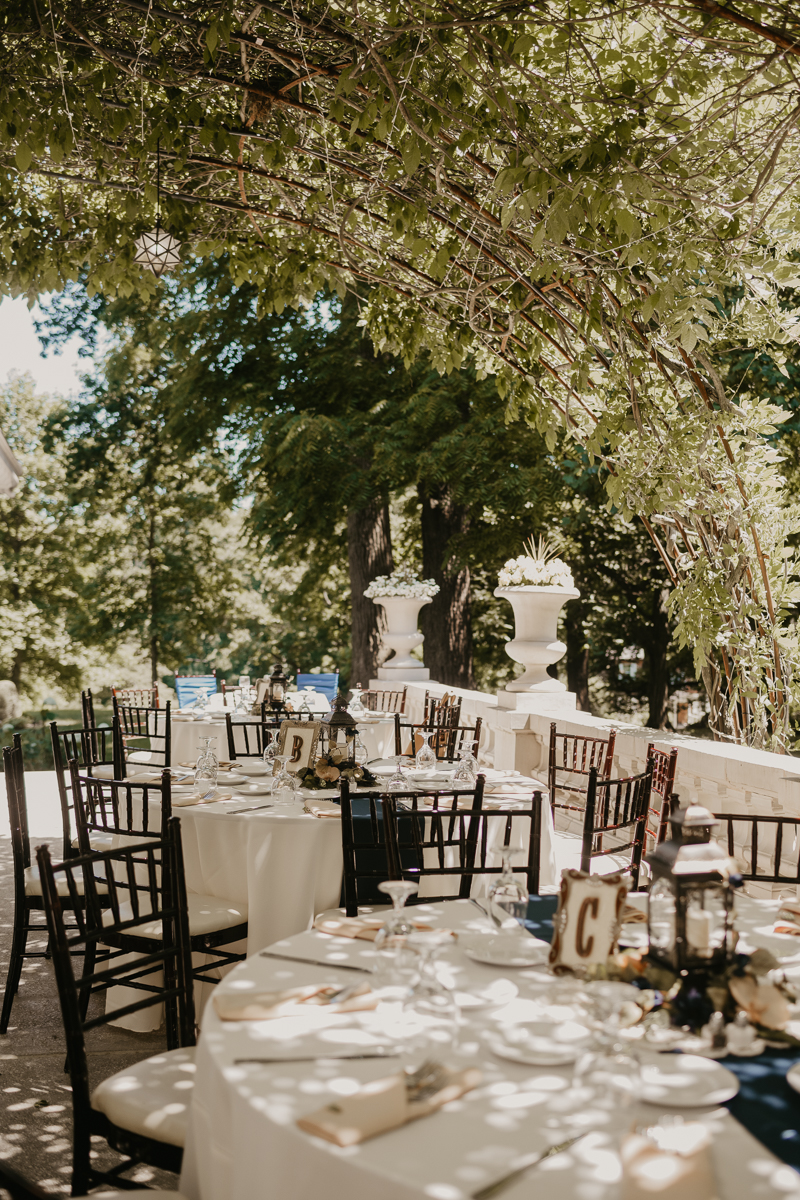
171, 717, 230, 764
356, 717, 396, 761
180, 894, 800, 1200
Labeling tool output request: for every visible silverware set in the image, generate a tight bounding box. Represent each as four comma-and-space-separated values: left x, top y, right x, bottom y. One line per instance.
258, 950, 372, 973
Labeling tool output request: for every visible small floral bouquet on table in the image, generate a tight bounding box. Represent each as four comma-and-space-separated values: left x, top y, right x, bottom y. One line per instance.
364, 566, 440, 599
597, 945, 800, 1047
297, 746, 378, 791
498, 534, 575, 589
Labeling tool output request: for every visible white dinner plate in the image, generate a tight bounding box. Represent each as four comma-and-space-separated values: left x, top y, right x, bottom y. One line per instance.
463, 934, 550, 968
233, 781, 273, 796
371, 764, 401, 777
786, 1063, 800, 1094
639, 1053, 740, 1107
486, 1020, 592, 1066
452, 978, 518, 1010
235, 762, 271, 776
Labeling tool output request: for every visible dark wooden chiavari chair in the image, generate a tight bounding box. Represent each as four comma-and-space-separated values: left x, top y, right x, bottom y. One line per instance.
111, 683, 160, 708
70, 764, 248, 985
645, 744, 678, 850
0, 739, 93, 1034
580, 763, 654, 890
113, 698, 172, 770
548, 721, 617, 818
37, 821, 195, 1194
50, 717, 124, 858
393, 713, 482, 761
0, 1157, 187, 1199
713, 809, 800, 884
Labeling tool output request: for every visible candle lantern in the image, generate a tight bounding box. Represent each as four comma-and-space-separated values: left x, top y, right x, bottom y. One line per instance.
267, 663, 289, 711
646, 799, 741, 975
321, 692, 357, 756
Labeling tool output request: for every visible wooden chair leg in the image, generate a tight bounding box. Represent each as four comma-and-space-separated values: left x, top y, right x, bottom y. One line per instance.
0, 902, 28, 1033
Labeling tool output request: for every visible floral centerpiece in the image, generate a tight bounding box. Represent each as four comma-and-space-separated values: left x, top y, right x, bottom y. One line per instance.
497, 534, 575, 589
297, 747, 378, 791
364, 567, 440, 599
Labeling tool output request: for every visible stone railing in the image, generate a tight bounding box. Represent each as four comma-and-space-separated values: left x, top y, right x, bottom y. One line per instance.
395, 679, 800, 891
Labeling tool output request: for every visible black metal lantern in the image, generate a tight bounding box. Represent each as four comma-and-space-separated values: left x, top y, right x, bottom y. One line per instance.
268, 662, 289, 711
646, 799, 741, 975
321, 692, 357, 755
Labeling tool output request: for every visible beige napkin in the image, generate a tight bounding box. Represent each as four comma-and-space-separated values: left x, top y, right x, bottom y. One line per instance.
213, 982, 377, 1021
297, 1066, 482, 1146
774, 899, 800, 935
304, 800, 342, 819
171, 790, 232, 807
621, 1124, 718, 1200
622, 905, 649, 924
313, 914, 433, 941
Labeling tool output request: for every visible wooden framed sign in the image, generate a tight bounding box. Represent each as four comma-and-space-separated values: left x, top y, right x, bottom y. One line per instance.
276, 720, 321, 775
549, 869, 629, 972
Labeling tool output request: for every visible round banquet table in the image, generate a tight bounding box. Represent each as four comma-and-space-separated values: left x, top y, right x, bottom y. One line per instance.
180, 894, 800, 1200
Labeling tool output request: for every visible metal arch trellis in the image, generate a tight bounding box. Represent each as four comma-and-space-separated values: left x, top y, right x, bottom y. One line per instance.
4, 0, 800, 746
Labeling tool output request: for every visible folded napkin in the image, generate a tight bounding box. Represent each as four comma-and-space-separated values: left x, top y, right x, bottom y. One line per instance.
213, 982, 377, 1021
621, 905, 649, 924
484, 776, 547, 795
171, 790, 232, 807
313, 914, 433, 940
297, 1065, 482, 1147
304, 800, 341, 819
774, 899, 800, 935
621, 1123, 717, 1200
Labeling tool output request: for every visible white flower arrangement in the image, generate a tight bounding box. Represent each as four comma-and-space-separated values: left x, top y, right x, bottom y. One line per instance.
364, 567, 440, 600
497, 534, 575, 589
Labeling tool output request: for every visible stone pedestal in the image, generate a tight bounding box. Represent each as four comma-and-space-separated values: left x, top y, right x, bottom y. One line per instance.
496, 689, 577, 713
375, 665, 430, 682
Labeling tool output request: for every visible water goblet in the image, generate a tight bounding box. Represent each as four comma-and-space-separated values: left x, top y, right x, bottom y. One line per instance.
487, 846, 529, 929
195, 736, 219, 796
573, 1043, 641, 1109
352, 733, 369, 767
402, 930, 458, 1055
262, 729, 278, 768
415, 730, 437, 771
373, 881, 420, 992
453, 743, 478, 785
348, 684, 367, 718
271, 754, 299, 805
387, 758, 413, 790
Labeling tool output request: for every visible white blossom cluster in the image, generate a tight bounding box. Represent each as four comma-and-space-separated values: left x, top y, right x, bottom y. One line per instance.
364, 570, 440, 599
498, 556, 575, 589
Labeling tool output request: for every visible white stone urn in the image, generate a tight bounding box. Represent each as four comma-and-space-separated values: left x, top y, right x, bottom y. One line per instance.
495, 585, 580, 692
372, 595, 431, 681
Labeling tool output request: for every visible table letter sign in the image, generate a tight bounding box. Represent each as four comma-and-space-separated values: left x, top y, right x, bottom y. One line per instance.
276, 721, 321, 774
548, 869, 629, 971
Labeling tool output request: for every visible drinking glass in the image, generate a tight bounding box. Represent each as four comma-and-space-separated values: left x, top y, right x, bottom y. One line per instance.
348, 685, 366, 718
195, 737, 219, 795
373, 881, 420, 992
352, 733, 369, 767
402, 930, 458, 1052
453, 742, 478, 784
487, 846, 529, 928
387, 758, 413, 790
262, 729, 278, 767
573, 1044, 641, 1109
415, 730, 437, 771
271, 754, 298, 805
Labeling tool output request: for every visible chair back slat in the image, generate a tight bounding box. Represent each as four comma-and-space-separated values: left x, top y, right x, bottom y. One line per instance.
362, 687, 407, 714
112, 684, 160, 709
113, 699, 171, 770
645, 744, 678, 849
713, 812, 800, 884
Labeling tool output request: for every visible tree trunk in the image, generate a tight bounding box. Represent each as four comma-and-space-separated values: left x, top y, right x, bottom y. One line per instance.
418, 485, 473, 688
148, 508, 158, 688
347, 500, 393, 688
646, 587, 671, 728
10, 648, 24, 691
564, 598, 590, 711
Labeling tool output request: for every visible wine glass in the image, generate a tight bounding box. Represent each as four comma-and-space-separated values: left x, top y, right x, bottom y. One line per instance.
573, 1044, 641, 1109
271, 754, 298, 805
402, 930, 458, 1052
373, 881, 419, 992
387, 758, 413, 790
487, 846, 529, 929
453, 743, 478, 785
262, 729, 278, 767
348, 684, 367, 718
352, 733, 369, 767
415, 730, 437, 771
195, 737, 219, 796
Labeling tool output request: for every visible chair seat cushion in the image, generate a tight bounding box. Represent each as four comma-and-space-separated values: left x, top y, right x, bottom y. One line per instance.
91, 1047, 195, 1147
102, 893, 247, 940
25, 865, 109, 898
89, 763, 117, 779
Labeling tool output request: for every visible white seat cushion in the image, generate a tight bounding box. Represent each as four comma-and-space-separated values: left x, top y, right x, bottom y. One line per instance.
102, 893, 247, 939
128, 750, 158, 764
72, 832, 117, 852
91, 1047, 195, 1147
89, 764, 117, 779
25, 865, 109, 898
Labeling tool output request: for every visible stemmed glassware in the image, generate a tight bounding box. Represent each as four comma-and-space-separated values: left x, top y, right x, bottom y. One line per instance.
262, 729, 278, 768
373, 881, 419, 991
573, 981, 642, 1107
487, 846, 529, 929
387, 758, 413, 790
348, 684, 366, 718
195, 737, 219, 796
415, 730, 437, 771
270, 754, 299, 805
352, 733, 369, 767
402, 930, 458, 1050
453, 741, 478, 784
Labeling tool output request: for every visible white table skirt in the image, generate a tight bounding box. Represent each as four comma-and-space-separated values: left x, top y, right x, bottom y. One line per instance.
180, 895, 800, 1200
356, 718, 396, 761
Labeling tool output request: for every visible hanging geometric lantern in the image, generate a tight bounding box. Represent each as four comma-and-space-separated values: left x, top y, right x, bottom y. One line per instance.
133, 225, 181, 277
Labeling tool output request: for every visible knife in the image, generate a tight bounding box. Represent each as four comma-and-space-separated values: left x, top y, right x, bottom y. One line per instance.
259, 950, 372, 973
471, 1135, 585, 1200
234, 1050, 397, 1064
